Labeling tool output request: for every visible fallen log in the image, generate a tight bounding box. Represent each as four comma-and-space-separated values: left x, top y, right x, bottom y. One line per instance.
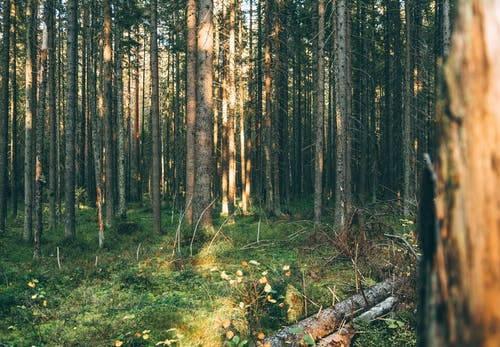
263, 278, 400, 347
317, 296, 399, 347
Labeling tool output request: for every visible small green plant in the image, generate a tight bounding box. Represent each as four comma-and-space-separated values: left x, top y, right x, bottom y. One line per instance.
290, 327, 315, 346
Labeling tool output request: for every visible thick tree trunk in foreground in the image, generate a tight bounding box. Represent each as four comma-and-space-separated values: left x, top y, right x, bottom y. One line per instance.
419, 1, 500, 346
264, 278, 399, 346
193, 0, 214, 231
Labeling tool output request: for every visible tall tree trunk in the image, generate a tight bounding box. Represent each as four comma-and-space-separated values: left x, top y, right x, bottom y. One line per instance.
47, 0, 57, 228
34, 24, 48, 258
314, 0, 325, 224
116, 27, 126, 219
244, 0, 253, 215
239, 6, 248, 214
103, 0, 114, 226
134, 45, 142, 202
150, 0, 161, 234
185, 0, 197, 224
402, 0, 412, 217
0, 0, 11, 233
228, 0, 237, 216
193, 0, 214, 232
272, 0, 281, 216
24, 0, 37, 242
419, 1, 500, 346
10, 0, 18, 218
334, 0, 351, 227
263, 0, 274, 214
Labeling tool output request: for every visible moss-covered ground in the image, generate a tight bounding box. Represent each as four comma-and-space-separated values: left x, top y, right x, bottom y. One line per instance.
0, 201, 417, 346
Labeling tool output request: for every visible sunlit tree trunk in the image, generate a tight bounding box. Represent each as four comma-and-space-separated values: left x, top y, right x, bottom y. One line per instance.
228, 0, 236, 216
103, 0, 114, 227
238, 6, 248, 214
24, 0, 38, 242
0, 0, 11, 234
193, 0, 214, 231
150, 0, 161, 234
185, 0, 197, 224
419, 1, 500, 346
314, 0, 325, 225
272, 0, 282, 216
10, 0, 18, 218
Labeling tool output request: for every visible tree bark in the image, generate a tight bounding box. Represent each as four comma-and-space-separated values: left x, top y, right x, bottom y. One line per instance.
116, 27, 126, 220
0, 0, 11, 234
420, 1, 500, 346
24, 0, 37, 242
150, 0, 162, 234
47, 0, 57, 228
103, 0, 114, 227
264, 278, 399, 347
185, 0, 197, 224
10, 0, 18, 218
314, 0, 325, 225
193, 0, 214, 232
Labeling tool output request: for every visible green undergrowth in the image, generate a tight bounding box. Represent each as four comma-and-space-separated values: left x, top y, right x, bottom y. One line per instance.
0, 201, 417, 346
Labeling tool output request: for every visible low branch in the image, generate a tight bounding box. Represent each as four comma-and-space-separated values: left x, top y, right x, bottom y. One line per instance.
384, 234, 421, 260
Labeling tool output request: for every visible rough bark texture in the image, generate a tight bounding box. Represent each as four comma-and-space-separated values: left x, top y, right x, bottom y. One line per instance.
0, 0, 11, 234
24, 0, 37, 242
314, 0, 325, 224
228, 0, 236, 215
420, 1, 500, 346
10, 0, 18, 218
334, 0, 351, 227
64, 0, 77, 239
116, 28, 126, 220
264, 278, 399, 346
34, 26, 48, 258
150, 0, 162, 234
185, 0, 197, 224
103, 0, 114, 227
193, 0, 214, 231
47, 0, 57, 228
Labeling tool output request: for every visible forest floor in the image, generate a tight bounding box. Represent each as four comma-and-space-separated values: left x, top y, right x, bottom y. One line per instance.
0, 200, 418, 346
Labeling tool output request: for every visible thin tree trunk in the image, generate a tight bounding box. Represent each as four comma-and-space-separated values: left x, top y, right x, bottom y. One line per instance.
103, 0, 114, 226
34, 25, 48, 258
185, 0, 196, 224
314, 0, 325, 225
150, 0, 161, 234
24, 0, 37, 242
272, 0, 281, 216
0, 0, 11, 233
193, 0, 214, 232
238, 5, 248, 214
116, 27, 126, 219
263, 0, 274, 214
403, 0, 412, 217
10, 0, 18, 218
47, 0, 56, 228
228, 0, 237, 216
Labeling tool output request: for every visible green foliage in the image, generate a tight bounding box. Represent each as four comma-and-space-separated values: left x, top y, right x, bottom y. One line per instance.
0, 202, 416, 346
352, 313, 417, 347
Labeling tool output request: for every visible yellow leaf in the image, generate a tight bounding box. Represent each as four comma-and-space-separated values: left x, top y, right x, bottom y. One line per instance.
143, 333, 150, 340
226, 330, 235, 340
258, 332, 266, 340
285, 271, 291, 277
222, 318, 231, 329
282, 265, 290, 271
135, 332, 142, 338
42, 300, 47, 307
28, 281, 36, 288
261, 271, 268, 276
239, 302, 245, 309
279, 303, 285, 308
221, 271, 230, 280
258, 277, 267, 284
241, 261, 248, 267
114, 340, 123, 347
264, 283, 272, 293
267, 295, 277, 303
236, 270, 243, 277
